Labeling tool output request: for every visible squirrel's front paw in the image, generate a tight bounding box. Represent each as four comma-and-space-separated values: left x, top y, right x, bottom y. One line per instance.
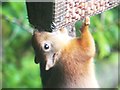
85, 16, 90, 25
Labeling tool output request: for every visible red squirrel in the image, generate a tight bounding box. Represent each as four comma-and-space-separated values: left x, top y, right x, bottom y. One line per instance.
32, 17, 99, 88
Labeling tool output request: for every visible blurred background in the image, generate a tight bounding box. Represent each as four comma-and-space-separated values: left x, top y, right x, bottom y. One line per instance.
1, 1, 119, 88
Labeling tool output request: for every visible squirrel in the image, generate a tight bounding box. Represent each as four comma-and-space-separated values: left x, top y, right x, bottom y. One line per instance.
32, 17, 99, 88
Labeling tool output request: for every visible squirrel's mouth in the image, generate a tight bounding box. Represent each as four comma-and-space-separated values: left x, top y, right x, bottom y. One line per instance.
53, 53, 56, 62
45, 51, 61, 71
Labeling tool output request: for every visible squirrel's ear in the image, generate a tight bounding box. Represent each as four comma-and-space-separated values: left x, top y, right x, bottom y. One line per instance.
34, 56, 40, 64
59, 28, 68, 34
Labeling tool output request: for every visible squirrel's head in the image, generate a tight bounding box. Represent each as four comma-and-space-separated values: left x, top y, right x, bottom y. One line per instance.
32, 28, 72, 70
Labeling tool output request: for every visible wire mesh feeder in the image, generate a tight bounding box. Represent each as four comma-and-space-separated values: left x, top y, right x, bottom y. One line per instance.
26, 0, 120, 36
52, 0, 120, 36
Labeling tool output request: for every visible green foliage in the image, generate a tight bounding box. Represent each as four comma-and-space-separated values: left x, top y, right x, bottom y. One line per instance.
2, 2, 42, 88
91, 9, 119, 59
1, 2, 119, 88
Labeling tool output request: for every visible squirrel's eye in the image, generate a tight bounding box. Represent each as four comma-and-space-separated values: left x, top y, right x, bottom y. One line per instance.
42, 42, 51, 52
44, 44, 49, 50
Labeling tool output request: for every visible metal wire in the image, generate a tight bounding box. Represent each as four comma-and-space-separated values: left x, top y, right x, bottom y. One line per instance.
52, 0, 120, 32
